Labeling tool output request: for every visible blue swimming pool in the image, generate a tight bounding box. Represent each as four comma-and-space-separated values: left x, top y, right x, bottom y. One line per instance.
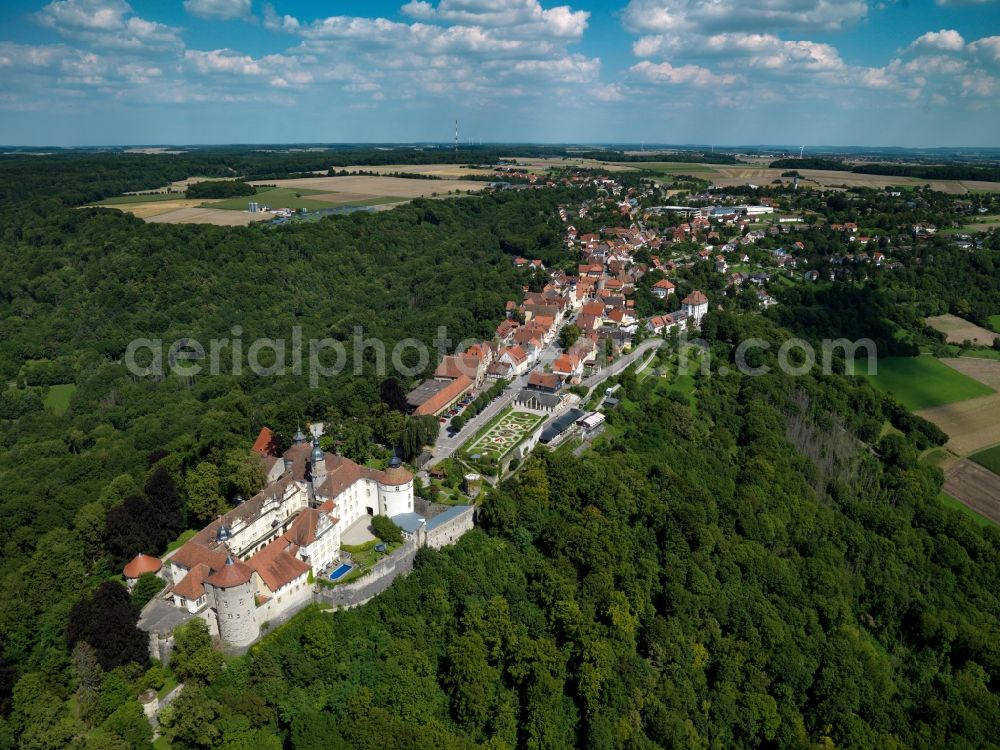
328, 563, 353, 581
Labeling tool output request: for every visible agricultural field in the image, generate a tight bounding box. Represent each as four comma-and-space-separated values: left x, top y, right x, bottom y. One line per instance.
610, 161, 716, 174
927, 313, 999, 345
250, 174, 486, 198
145, 207, 271, 226
970, 444, 1000, 475
96, 193, 182, 205
462, 408, 546, 461
204, 186, 375, 211
500, 157, 1000, 194
89, 174, 485, 225
855, 355, 994, 411
937, 491, 996, 528
96, 198, 222, 220
942, 460, 1000, 526
340, 163, 495, 178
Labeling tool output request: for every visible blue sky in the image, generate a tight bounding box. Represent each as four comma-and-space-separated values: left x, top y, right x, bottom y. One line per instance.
0, 0, 998, 146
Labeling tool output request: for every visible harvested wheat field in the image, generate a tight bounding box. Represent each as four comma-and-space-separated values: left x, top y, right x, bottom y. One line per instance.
249, 175, 486, 198
927, 315, 999, 345
916, 359, 1000, 456
943, 460, 1000, 525
340, 163, 495, 178
145, 207, 271, 226
109, 199, 210, 219
940, 357, 1000, 388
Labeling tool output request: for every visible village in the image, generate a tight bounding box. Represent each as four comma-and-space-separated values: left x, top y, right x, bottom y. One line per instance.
122, 163, 998, 665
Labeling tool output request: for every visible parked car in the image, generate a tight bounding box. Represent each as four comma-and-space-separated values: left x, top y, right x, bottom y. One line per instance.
439, 417, 448, 423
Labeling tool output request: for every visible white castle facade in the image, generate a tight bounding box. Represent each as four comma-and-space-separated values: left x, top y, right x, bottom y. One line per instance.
160, 428, 416, 647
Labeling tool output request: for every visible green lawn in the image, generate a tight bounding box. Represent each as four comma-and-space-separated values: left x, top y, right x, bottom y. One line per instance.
989, 315, 1000, 334
937, 491, 995, 528
920, 447, 951, 468
853, 355, 995, 411
43, 383, 76, 415
969, 444, 1000, 475
460, 407, 546, 461
205, 186, 333, 211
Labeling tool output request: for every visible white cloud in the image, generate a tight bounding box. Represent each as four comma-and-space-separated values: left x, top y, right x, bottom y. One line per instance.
968, 36, 1000, 65
35, 0, 182, 51
622, 0, 868, 35
0, 42, 69, 69
630, 59, 739, 86
183, 0, 253, 21
401, 0, 588, 39
906, 29, 965, 53
185, 48, 263, 75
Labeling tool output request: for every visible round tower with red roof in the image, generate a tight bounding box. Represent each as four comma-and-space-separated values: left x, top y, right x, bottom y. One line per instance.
204, 553, 259, 647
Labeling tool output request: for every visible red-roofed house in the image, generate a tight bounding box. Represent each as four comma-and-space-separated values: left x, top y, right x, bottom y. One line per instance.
652, 279, 675, 299
414, 375, 473, 416
681, 290, 709, 325
552, 354, 583, 383
252, 427, 280, 457
498, 345, 529, 376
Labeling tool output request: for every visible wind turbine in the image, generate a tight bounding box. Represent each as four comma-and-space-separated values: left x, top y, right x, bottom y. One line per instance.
799, 145, 805, 158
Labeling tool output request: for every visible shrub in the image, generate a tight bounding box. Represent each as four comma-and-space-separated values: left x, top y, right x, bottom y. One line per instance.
371, 514, 403, 545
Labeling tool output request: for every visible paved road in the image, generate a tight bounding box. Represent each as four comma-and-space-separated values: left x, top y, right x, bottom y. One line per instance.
582, 338, 663, 389
428, 338, 662, 467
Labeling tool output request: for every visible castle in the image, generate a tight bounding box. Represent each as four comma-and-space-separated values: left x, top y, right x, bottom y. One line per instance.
139, 426, 418, 648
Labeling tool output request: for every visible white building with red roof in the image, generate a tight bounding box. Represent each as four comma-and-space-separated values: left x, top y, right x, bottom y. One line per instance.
681, 290, 709, 325
157, 429, 418, 647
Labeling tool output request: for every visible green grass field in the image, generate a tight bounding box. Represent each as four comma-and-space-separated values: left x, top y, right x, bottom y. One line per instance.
969, 444, 1000, 475
96, 193, 182, 205
205, 186, 333, 211
854, 356, 995, 411
43, 383, 76, 415
614, 161, 715, 175
937, 491, 995, 528
990, 315, 1000, 334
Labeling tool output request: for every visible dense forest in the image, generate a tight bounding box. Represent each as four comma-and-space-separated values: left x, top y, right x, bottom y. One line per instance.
184, 181, 255, 199
0, 150, 998, 749
91, 311, 998, 750
0, 153, 578, 749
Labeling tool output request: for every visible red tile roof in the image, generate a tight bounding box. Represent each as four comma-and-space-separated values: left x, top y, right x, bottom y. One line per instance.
528, 371, 561, 390
251, 427, 279, 457
173, 563, 212, 600
248, 539, 310, 592
552, 354, 581, 374
206, 556, 253, 589
414, 374, 473, 416
123, 553, 162, 579
682, 290, 708, 305
434, 354, 480, 380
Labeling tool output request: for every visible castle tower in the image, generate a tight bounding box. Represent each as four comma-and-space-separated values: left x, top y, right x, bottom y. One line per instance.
377, 456, 414, 517
310, 435, 326, 482
205, 554, 259, 647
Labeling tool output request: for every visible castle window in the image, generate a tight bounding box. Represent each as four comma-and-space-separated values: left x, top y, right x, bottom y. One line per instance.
227, 613, 233, 619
